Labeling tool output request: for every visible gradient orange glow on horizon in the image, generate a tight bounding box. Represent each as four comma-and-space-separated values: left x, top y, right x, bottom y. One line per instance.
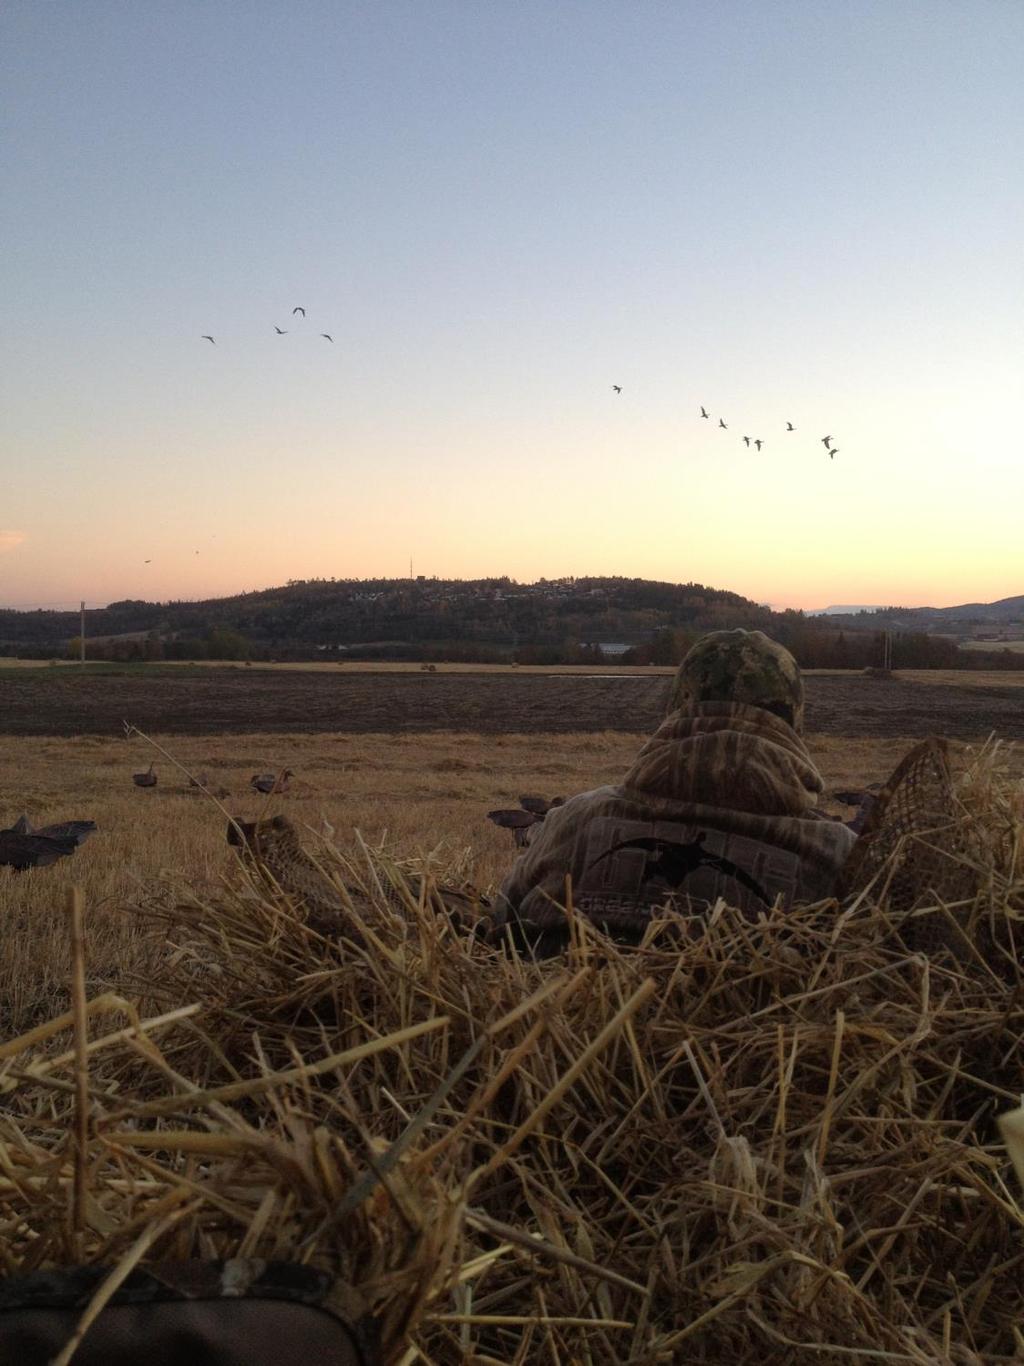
3, 4, 1022, 616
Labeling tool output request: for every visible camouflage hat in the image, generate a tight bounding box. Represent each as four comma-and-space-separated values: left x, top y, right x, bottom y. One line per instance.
669, 629, 804, 731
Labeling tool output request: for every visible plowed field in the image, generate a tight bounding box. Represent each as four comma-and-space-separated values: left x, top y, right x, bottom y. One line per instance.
0, 667, 1021, 739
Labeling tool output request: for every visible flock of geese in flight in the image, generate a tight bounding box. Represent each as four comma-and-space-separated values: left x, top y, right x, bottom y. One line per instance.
612, 389, 842, 459
201, 306, 333, 347
197, 321, 842, 459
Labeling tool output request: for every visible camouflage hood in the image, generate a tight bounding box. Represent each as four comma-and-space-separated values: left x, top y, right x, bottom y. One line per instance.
493, 700, 854, 947
622, 700, 823, 816
670, 629, 805, 732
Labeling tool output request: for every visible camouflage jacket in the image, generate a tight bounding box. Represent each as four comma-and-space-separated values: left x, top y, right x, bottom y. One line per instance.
492, 701, 855, 949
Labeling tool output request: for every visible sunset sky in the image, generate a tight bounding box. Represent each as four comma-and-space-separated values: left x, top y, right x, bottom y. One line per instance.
2, 2, 1021, 612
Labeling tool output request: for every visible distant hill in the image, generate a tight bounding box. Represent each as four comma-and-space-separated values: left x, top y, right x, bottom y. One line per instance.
0, 576, 784, 660
808, 605, 885, 616
1, 576, 1021, 670
820, 594, 1024, 636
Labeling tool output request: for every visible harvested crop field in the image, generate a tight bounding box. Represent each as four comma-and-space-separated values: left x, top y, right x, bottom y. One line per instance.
4, 744, 1024, 1363
2, 665, 1024, 739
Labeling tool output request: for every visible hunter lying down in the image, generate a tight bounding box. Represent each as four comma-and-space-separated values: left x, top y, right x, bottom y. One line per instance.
489, 629, 857, 955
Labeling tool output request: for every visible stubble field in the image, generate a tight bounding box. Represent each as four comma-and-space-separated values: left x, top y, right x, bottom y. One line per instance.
1, 663, 1021, 1033
2, 663, 1024, 1361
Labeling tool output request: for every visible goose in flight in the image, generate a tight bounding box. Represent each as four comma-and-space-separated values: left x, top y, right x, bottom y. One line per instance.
829, 448, 839, 460
321, 333, 333, 342
700, 406, 709, 419
742, 436, 751, 447
292, 306, 306, 317
201, 335, 215, 345
754, 439, 763, 451
612, 384, 622, 393
274, 326, 288, 335
786, 421, 795, 431
821, 435, 834, 450
718, 418, 727, 429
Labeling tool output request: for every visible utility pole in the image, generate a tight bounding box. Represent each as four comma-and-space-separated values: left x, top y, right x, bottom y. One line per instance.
80, 601, 86, 665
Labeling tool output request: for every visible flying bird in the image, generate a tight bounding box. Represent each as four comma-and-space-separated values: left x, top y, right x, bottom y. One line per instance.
144, 559, 151, 564
321, 333, 333, 342
612, 384, 622, 393
292, 307, 306, 317
742, 436, 751, 447
786, 421, 795, 431
201, 335, 215, 345
274, 326, 288, 335
718, 419, 727, 429
829, 448, 839, 460
700, 406, 709, 419
754, 439, 763, 451
821, 435, 834, 450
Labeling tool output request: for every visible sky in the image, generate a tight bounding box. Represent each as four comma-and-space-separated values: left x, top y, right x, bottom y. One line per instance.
2, 1, 1022, 612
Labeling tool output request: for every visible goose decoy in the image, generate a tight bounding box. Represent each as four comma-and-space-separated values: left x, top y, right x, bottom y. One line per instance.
133, 764, 157, 788
201, 335, 215, 345
0, 830, 80, 871
292, 307, 306, 317
4, 815, 97, 846
718, 418, 727, 429
488, 795, 566, 848
786, 421, 795, 431
700, 406, 709, 419
487, 809, 539, 848
832, 789, 877, 834
251, 769, 294, 795
518, 795, 565, 816
321, 333, 333, 342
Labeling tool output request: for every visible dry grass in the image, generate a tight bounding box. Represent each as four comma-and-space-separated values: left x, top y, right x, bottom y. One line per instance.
0, 729, 638, 1031
0, 741, 1022, 1362
0, 727, 961, 1034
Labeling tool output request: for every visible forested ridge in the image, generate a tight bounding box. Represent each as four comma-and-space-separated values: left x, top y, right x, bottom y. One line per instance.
1, 576, 1020, 669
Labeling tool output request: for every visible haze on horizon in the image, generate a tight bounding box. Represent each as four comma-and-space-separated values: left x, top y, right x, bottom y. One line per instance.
2, 2, 1021, 615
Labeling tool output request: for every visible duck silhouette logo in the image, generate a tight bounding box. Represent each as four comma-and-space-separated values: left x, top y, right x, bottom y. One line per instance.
589, 832, 769, 905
